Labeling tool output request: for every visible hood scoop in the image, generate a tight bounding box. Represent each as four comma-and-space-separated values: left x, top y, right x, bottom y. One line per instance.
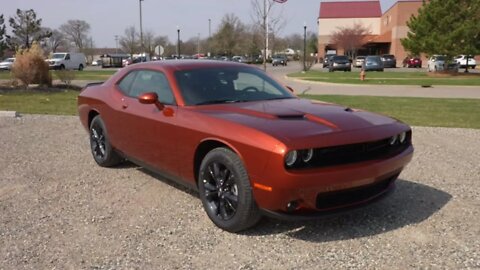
276, 114, 306, 120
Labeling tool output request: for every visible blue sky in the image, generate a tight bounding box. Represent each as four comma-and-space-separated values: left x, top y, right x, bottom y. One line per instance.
3, 0, 398, 48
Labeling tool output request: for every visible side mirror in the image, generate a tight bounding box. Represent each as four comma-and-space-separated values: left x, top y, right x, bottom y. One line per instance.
138, 92, 164, 110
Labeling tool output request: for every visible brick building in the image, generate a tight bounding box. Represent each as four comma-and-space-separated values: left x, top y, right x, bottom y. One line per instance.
318, 0, 423, 65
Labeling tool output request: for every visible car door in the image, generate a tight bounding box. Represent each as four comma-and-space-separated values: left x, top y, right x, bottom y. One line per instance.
112, 69, 180, 175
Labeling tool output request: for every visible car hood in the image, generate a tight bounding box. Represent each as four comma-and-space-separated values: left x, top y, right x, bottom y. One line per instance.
192, 98, 399, 144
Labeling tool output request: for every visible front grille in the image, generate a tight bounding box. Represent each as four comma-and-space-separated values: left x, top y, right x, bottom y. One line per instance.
292, 131, 411, 169
315, 174, 397, 210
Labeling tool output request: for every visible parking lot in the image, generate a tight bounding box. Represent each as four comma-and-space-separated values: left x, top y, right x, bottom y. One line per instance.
1, 115, 479, 269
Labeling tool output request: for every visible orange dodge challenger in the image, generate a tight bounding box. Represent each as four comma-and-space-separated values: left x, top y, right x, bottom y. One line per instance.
78, 61, 413, 232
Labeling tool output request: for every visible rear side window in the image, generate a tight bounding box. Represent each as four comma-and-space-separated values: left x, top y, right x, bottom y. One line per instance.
118, 72, 137, 94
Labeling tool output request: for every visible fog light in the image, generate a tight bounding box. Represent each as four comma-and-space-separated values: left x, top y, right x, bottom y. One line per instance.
286, 201, 299, 212
285, 150, 298, 167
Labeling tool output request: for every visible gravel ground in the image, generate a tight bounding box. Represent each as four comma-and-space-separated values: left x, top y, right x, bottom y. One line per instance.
0, 115, 479, 269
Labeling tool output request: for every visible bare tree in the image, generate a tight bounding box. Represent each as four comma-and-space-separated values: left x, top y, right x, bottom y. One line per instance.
330, 22, 370, 58
0, 15, 7, 57
59, 20, 90, 51
250, 0, 286, 69
211, 14, 246, 56
119, 26, 139, 58
143, 30, 155, 58
42, 28, 65, 54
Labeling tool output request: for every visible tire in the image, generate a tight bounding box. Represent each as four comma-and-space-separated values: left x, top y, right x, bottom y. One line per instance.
78, 64, 84, 71
198, 147, 261, 232
89, 115, 122, 167
60, 64, 65, 70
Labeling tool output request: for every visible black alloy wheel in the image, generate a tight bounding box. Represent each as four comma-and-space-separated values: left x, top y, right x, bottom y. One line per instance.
198, 148, 260, 232
89, 115, 122, 167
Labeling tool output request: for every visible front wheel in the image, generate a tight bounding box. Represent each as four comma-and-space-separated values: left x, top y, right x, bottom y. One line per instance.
198, 148, 261, 232
89, 115, 122, 167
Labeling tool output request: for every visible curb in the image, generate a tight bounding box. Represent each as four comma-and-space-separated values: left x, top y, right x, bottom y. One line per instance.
0, 111, 19, 118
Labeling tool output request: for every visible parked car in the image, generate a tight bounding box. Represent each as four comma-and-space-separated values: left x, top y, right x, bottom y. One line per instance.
323, 54, 336, 68
232, 56, 247, 63
0, 58, 15, 71
78, 60, 413, 232
405, 57, 422, 68
454, 55, 476, 69
122, 58, 133, 67
363, 55, 384, 71
328, 55, 351, 72
46, 52, 86, 70
91, 59, 102, 66
427, 55, 447, 72
381, 54, 396, 68
354, 56, 365, 68
271, 55, 287, 66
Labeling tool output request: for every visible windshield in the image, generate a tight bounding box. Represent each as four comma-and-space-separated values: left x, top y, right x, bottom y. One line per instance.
333, 56, 349, 61
175, 67, 295, 106
435, 56, 446, 61
51, 53, 66, 59
3, 58, 14, 63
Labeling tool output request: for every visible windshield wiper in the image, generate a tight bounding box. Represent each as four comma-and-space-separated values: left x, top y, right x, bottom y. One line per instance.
264, 97, 295, 101
196, 99, 245, 105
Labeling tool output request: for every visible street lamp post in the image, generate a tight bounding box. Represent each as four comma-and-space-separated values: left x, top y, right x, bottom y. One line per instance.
303, 23, 307, 72
177, 26, 181, 58
208, 18, 211, 57
114, 35, 119, 54
139, 0, 144, 56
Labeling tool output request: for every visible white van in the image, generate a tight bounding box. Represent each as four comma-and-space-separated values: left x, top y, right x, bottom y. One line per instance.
46, 52, 86, 71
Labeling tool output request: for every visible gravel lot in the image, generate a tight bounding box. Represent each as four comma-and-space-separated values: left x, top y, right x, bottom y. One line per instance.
1, 115, 479, 269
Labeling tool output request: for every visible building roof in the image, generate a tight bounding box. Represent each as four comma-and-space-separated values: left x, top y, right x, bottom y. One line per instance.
319, 1, 382, 19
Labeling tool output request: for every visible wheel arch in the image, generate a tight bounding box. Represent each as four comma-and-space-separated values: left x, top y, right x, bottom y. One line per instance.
87, 109, 100, 128
193, 139, 244, 186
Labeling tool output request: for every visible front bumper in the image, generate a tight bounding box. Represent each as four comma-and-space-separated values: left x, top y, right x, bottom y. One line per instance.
251, 145, 413, 215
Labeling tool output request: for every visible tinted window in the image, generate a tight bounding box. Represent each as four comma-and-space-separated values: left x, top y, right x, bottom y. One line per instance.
175, 67, 294, 105
129, 70, 175, 104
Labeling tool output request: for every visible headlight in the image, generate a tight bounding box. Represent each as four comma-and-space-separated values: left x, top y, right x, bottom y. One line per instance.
301, 149, 314, 163
285, 150, 298, 167
389, 135, 398, 146
399, 132, 407, 143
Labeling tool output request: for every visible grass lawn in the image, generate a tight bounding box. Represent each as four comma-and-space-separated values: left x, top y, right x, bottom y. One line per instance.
0, 90, 79, 115
289, 70, 480, 86
0, 70, 117, 81
1, 90, 479, 129
302, 95, 480, 129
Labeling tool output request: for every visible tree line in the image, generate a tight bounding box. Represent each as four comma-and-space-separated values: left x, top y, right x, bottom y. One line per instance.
0, 5, 318, 61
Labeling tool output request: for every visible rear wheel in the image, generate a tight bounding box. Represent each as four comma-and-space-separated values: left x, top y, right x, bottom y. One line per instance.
78, 64, 84, 71
89, 115, 122, 167
198, 148, 261, 232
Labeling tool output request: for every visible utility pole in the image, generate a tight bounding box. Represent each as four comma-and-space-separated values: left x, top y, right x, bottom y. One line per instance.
263, 0, 268, 71
139, 0, 144, 56
208, 18, 211, 57
177, 26, 181, 58
303, 23, 307, 72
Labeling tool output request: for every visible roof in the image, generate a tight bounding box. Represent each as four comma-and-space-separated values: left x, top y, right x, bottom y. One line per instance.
319, 1, 382, 19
